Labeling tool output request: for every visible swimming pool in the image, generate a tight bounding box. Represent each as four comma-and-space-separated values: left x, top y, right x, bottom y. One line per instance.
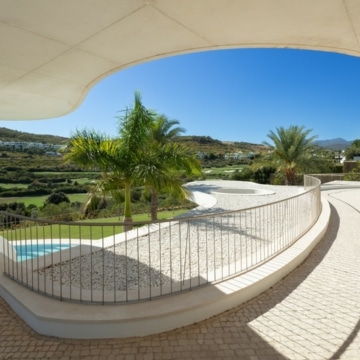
14, 243, 74, 261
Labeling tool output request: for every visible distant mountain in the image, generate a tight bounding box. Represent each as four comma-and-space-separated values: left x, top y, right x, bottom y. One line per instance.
315, 138, 353, 150
0, 127, 68, 145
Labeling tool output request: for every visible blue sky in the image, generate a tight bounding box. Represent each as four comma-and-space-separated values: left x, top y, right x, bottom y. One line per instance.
1, 48, 360, 144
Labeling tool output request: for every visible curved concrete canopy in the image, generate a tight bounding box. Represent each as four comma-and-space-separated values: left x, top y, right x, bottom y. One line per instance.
1, 0, 360, 120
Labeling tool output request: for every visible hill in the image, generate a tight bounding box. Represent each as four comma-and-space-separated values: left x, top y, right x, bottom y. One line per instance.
176, 136, 268, 154
2, 127, 351, 153
315, 138, 353, 150
0, 128, 268, 154
0, 127, 68, 145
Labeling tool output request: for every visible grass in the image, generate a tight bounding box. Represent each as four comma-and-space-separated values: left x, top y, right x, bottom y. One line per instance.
71, 178, 97, 185
0, 183, 28, 189
1, 209, 190, 241
0, 193, 89, 207
31, 172, 99, 177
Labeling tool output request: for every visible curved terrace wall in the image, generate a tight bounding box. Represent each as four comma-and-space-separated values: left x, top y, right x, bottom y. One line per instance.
0, 176, 330, 338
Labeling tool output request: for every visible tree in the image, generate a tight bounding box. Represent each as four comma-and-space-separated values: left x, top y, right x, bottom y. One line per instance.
65, 91, 202, 226
264, 125, 317, 185
134, 141, 202, 221
143, 115, 200, 221
151, 114, 185, 144
345, 139, 360, 161
65, 91, 156, 230
115, 91, 156, 228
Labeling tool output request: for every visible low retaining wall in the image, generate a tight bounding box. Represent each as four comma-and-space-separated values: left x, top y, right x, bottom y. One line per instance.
311, 174, 344, 184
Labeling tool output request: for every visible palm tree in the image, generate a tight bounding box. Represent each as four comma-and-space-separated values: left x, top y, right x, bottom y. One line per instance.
65, 91, 200, 227
143, 115, 201, 220
115, 91, 156, 228
151, 114, 185, 144
264, 125, 317, 185
65, 91, 156, 230
134, 141, 202, 221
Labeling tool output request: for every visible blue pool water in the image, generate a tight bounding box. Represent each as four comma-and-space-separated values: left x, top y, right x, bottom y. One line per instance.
14, 243, 74, 261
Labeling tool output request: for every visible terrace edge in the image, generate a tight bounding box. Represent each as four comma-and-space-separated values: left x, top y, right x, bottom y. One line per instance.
0, 198, 330, 339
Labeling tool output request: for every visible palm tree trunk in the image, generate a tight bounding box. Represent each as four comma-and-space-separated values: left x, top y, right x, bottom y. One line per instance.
285, 167, 297, 185
123, 182, 133, 231
150, 187, 158, 221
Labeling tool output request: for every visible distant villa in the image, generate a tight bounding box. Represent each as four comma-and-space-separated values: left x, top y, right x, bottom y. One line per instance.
0, 140, 63, 152
224, 151, 255, 160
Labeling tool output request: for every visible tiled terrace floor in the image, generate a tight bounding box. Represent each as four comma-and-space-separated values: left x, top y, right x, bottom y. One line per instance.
1, 188, 360, 359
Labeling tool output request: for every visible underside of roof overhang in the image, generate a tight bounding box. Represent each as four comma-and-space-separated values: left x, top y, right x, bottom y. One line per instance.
1, 0, 360, 120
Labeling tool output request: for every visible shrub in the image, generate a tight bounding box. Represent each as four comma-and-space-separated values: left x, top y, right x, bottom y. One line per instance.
40, 202, 75, 221
253, 166, 276, 184
230, 166, 254, 181
44, 192, 70, 206
344, 164, 360, 181
84, 195, 107, 217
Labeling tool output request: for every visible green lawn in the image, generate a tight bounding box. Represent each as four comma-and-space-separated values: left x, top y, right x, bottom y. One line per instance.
1, 209, 190, 241
31, 172, 99, 177
0, 193, 89, 207
71, 178, 97, 185
0, 183, 28, 189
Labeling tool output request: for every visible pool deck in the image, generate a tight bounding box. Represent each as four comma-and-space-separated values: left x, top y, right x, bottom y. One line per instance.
1, 182, 360, 358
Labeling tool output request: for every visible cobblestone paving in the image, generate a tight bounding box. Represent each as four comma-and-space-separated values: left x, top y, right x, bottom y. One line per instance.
1, 189, 360, 359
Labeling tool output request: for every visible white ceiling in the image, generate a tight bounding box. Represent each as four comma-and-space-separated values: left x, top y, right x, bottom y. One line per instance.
1, 0, 360, 120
